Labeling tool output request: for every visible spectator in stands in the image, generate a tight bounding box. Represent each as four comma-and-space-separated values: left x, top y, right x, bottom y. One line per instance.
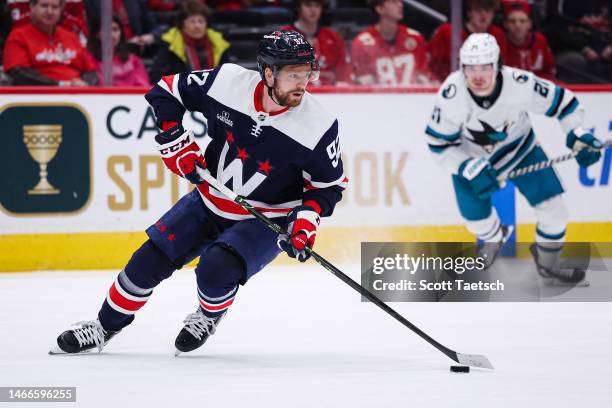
3, 0, 97, 85
8, 0, 89, 44
282, 0, 351, 86
149, 0, 229, 83
88, 15, 150, 86
351, 0, 431, 86
428, 0, 506, 81
84, 0, 157, 50
552, 1, 611, 83
502, 0, 555, 80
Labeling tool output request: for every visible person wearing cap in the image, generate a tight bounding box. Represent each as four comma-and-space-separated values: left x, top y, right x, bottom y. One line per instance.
424, 33, 601, 282
51, 30, 347, 356
502, 0, 556, 80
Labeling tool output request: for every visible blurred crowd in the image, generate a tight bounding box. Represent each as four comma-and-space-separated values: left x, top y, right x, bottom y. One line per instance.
0, 0, 610, 87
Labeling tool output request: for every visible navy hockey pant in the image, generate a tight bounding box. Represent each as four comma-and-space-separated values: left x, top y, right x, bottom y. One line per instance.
98, 189, 283, 331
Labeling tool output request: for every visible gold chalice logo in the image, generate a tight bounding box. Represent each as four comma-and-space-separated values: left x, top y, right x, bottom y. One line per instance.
23, 124, 63, 195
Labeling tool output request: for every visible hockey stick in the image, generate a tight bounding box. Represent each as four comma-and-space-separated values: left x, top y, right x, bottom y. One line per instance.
197, 167, 494, 370
501, 139, 612, 181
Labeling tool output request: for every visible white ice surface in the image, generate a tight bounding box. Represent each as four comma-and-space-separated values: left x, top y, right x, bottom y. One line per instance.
1, 265, 611, 407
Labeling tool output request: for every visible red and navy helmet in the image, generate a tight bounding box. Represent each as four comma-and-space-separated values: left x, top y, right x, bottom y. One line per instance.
257, 30, 318, 80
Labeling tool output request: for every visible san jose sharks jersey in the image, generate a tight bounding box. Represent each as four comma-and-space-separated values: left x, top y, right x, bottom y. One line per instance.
145, 63, 347, 221
425, 66, 585, 176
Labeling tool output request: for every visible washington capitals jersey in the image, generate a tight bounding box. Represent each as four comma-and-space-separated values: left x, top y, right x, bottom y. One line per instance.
425, 66, 585, 176
145, 63, 347, 221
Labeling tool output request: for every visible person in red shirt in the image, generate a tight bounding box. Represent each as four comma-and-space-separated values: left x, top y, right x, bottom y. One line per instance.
501, 0, 555, 79
282, 0, 351, 86
351, 0, 431, 86
7, 0, 89, 43
428, 0, 506, 82
3, 0, 97, 86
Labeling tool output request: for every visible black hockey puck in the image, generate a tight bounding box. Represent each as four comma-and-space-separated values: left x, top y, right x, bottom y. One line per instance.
450, 365, 470, 373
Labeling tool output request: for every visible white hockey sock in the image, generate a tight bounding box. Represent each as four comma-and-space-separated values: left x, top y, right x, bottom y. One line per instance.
467, 211, 502, 242
535, 227, 566, 270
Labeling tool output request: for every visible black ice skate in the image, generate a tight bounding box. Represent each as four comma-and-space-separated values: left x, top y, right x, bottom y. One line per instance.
529, 244, 587, 285
50, 320, 119, 355
478, 225, 514, 269
175, 309, 224, 356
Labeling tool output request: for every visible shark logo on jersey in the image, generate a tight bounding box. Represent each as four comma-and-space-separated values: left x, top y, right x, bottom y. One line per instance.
442, 84, 457, 99
512, 71, 528, 83
467, 120, 509, 146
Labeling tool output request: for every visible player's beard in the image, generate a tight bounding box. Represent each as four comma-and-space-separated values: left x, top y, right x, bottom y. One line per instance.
272, 86, 304, 107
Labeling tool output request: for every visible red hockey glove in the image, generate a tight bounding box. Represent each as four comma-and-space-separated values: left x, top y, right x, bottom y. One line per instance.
277, 204, 321, 262
155, 124, 205, 184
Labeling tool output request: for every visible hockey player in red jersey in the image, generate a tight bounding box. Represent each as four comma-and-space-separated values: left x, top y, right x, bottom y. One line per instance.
51, 30, 347, 356
282, 0, 351, 86
501, 0, 556, 80
351, 0, 431, 86
428, 0, 506, 82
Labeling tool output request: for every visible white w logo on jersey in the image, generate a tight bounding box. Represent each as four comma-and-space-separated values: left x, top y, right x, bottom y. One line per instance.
216, 142, 266, 196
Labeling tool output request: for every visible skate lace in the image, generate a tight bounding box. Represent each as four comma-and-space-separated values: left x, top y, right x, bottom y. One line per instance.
72, 321, 106, 352
183, 311, 218, 341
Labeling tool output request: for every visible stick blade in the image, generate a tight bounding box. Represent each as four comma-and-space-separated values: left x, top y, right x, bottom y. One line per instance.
456, 352, 494, 370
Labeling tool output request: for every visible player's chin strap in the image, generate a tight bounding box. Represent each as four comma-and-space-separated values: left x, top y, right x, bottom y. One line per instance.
195, 167, 494, 370
498, 139, 612, 184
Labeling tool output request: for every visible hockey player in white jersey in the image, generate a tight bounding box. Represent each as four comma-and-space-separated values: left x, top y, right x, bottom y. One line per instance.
425, 33, 603, 283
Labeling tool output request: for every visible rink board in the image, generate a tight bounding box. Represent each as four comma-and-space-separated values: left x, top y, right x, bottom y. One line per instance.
1, 87, 611, 271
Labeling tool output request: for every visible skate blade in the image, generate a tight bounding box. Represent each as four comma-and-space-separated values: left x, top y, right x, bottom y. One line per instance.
48, 346, 66, 355
541, 277, 590, 287
48, 345, 95, 355
175, 350, 182, 357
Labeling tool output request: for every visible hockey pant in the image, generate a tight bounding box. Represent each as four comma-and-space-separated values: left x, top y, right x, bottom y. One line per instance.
452, 145, 568, 268
98, 189, 282, 331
